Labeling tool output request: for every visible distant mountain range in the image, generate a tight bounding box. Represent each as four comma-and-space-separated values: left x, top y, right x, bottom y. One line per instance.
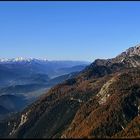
0, 57, 48, 63
1, 44, 140, 138
0, 59, 89, 88
0, 58, 89, 79
0, 57, 89, 66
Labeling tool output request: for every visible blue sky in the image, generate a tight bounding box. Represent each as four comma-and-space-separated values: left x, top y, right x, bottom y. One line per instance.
0, 1, 140, 62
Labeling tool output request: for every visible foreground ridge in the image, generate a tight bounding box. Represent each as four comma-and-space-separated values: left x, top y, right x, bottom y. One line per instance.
1, 44, 140, 138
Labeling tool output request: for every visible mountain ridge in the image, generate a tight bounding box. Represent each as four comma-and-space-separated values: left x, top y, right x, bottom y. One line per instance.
1, 44, 140, 138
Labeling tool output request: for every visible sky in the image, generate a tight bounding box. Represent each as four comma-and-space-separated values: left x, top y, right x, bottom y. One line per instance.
0, 1, 140, 62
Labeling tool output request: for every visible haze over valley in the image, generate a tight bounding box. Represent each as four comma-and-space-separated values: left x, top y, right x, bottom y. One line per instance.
0, 58, 89, 119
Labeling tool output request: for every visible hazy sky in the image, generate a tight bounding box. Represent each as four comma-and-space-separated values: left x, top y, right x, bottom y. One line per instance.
0, 1, 140, 62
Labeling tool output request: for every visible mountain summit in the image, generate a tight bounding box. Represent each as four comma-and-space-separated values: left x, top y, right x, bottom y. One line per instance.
121, 44, 140, 57
1, 44, 140, 138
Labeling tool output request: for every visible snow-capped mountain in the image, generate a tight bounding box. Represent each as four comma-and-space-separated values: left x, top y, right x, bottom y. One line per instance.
0, 57, 48, 63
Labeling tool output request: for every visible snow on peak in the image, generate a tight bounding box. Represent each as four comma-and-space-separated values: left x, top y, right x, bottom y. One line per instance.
0, 57, 48, 63
14, 57, 27, 62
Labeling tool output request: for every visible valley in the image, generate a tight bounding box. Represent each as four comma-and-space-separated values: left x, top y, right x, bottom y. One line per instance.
0, 59, 89, 119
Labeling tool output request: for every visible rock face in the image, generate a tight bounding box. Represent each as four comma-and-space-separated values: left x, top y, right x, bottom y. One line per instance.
120, 44, 140, 57
1, 44, 140, 138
